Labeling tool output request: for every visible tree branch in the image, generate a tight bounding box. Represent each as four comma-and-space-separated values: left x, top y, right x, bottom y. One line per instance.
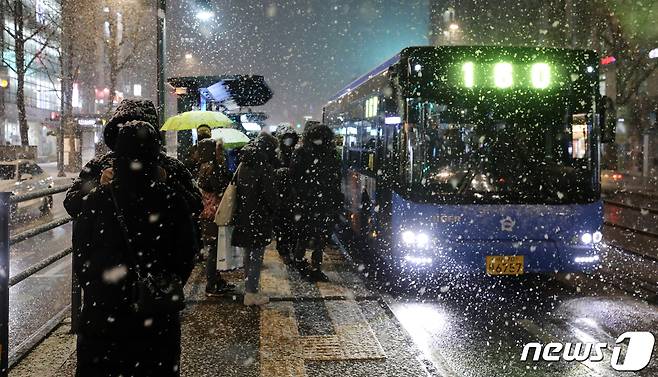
25, 29, 57, 69
1, 57, 16, 73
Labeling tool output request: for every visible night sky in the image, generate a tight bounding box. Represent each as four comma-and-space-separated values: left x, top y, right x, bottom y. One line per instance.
168, 0, 429, 125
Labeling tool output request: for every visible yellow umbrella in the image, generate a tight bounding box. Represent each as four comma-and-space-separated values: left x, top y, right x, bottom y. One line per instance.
161, 110, 232, 131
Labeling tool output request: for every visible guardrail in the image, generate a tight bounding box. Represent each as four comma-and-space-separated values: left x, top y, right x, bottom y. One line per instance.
603, 199, 658, 215
0, 184, 77, 376
603, 200, 658, 238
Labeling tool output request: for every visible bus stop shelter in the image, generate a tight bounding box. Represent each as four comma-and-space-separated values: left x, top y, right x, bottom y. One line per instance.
167, 75, 273, 159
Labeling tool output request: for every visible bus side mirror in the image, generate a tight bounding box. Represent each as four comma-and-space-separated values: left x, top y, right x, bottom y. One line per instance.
601, 96, 616, 143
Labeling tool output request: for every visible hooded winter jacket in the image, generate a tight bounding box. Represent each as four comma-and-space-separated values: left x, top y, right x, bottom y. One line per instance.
64, 99, 202, 218
290, 124, 342, 239
72, 123, 197, 376
275, 124, 299, 168
231, 134, 280, 248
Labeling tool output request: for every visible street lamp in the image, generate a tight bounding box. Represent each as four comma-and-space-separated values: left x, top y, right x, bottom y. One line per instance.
156, 0, 166, 131
196, 10, 214, 21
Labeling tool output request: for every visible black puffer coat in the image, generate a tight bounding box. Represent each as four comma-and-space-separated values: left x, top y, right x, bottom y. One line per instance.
64, 100, 202, 218
231, 134, 279, 249
73, 179, 197, 336
291, 124, 342, 240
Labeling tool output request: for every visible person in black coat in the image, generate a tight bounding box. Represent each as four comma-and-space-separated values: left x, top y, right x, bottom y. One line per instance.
231, 132, 279, 306
273, 124, 300, 263
73, 121, 198, 377
64, 99, 202, 219
291, 123, 342, 282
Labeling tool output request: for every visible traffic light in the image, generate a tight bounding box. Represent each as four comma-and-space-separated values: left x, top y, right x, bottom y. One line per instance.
0, 79, 8, 89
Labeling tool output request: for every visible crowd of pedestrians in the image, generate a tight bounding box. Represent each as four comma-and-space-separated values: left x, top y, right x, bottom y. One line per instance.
65, 99, 342, 376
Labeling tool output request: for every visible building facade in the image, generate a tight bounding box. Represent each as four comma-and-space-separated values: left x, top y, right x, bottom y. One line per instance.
1, 0, 61, 161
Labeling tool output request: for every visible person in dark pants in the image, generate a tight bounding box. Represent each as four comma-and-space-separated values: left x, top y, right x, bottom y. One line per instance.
291, 123, 342, 282
64, 99, 202, 219
72, 121, 198, 376
232, 133, 279, 306
273, 124, 300, 264
197, 138, 234, 296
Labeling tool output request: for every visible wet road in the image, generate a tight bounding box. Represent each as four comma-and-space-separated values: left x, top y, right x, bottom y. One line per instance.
380, 239, 657, 377
8, 190, 73, 358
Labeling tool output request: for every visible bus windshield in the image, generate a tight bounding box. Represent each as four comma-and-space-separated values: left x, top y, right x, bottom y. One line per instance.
404, 101, 599, 204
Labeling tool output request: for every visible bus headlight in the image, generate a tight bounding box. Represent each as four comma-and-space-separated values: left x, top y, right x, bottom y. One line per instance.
400, 230, 431, 249
416, 233, 430, 248
580, 231, 603, 245
592, 231, 603, 243
402, 231, 416, 245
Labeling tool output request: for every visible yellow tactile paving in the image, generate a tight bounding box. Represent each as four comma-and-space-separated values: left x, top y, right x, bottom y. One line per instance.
260, 302, 306, 377
316, 271, 353, 298
259, 249, 293, 297
258, 245, 386, 375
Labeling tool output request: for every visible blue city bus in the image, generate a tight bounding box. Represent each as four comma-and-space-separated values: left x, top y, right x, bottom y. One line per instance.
324, 46, 614, 276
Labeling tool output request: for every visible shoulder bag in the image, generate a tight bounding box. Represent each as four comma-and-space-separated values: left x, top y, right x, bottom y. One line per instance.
214, 164, 241, 227
109, 186, 186, 315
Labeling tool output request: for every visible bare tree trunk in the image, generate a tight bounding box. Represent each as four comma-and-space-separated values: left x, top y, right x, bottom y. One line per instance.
14, 0, 29, 146
60, 0, 80, 171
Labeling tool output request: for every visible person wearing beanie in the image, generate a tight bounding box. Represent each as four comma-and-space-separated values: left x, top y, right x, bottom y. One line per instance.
231, 132, 280, 306
64, 99, 202, 220
72, 121, 198, 376
197, 124, 212, 141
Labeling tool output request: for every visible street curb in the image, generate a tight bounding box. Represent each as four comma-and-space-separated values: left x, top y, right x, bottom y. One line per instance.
8, 304, 71, 371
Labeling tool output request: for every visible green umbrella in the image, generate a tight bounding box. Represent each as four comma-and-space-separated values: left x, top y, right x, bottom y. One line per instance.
161, 110, 232, 131
212, 128, 250, 149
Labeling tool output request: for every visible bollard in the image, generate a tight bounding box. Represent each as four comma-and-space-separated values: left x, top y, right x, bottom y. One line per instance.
0, 193, 9, 377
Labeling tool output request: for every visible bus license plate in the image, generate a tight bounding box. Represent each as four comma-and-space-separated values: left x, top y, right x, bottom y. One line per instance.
486, 256, 524, 275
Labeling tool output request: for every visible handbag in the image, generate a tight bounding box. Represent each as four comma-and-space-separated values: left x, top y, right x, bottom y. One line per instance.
216, 225, 244, 271
214, 164, 241, 226
109, 186, 186, 315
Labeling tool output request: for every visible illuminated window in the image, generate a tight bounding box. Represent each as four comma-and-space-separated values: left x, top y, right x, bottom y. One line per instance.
365, 96, 379, 118
36, 0, 47, 24
571, 114, 588, 159
462, 62, 474, 88
72, 83, 80, 108
530, 63, 551, 88
493, 63, 513, 88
